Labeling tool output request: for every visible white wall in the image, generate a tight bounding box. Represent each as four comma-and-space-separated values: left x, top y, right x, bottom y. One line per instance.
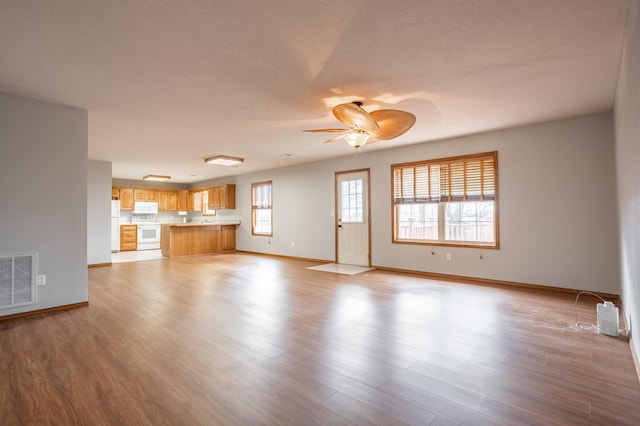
234, 162, 337, 260
0, 92, 88, 316
614, 0, 640, 363
87, 160, 112, 265
233, 112, 619, 294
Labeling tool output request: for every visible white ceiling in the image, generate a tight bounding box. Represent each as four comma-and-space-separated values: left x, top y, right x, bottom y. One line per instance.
0, 1, 630, 184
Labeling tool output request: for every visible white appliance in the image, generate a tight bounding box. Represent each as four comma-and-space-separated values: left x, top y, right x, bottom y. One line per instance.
132, 216, 161, 250
111, 200, 120, 252
134, 201, 159, 214
597, 301, 620, 336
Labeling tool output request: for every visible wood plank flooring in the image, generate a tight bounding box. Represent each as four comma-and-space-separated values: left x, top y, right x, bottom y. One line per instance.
1, 253, 639, 425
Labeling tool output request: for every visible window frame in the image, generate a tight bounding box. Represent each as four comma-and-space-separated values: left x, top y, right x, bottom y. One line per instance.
201, 189, 217, 216
391, 151, 499, 249
251, 180, 273, 236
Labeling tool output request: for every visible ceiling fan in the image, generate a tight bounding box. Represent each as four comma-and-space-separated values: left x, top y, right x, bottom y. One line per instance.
303, 101, 416, 149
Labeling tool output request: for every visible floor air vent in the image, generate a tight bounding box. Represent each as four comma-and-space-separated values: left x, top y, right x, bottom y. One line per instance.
0, 253, 36, 309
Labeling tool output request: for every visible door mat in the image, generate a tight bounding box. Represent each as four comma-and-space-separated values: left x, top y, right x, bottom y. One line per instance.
306, 263, 373, 276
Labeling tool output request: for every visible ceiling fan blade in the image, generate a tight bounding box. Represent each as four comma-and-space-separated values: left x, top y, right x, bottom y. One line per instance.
369, 110, 416, 140
302, 128, 349, 133
332, 102, 379, 133
322, 134, 347, 144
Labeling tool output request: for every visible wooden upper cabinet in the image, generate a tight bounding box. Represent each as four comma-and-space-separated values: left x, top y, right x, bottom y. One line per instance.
157, 191, 168, 210
207, 184, 236, 210
116, 186, 186, 210
221, 184, 236, 209
208, 187, 221, 210
158, 191, 178, 211
176, 190, 188, 211
115, 185, 231, 211
134, 189, 157, 202
119, 188, 134, 210
167, 191, 177, 211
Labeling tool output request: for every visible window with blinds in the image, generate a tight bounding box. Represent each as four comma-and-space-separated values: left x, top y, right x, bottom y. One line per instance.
391, 151, 498, 247
251, 181, 272, 236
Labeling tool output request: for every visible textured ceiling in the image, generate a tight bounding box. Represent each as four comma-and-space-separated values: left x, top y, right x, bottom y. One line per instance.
0, 0, 630, 183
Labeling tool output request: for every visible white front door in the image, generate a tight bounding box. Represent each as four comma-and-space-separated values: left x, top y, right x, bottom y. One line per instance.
336, 170, 370, 266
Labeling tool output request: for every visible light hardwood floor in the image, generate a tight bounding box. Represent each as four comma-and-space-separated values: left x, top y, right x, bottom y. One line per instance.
2, 253, 639, 425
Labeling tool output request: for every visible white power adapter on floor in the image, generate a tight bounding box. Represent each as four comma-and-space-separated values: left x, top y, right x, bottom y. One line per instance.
597, 301, 619, 336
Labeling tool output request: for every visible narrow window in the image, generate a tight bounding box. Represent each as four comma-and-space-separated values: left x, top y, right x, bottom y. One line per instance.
340, 178, 364, 223
251, 181, 272, 236
392, 151, 498, 248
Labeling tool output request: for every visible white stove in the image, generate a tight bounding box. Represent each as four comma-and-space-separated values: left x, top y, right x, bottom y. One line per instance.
131, 216, 161, 250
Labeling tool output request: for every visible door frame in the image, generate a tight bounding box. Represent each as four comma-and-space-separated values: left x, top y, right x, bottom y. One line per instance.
334, 168, 372, 266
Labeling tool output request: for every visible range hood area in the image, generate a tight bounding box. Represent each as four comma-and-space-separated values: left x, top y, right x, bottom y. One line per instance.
133, 201, 158, 214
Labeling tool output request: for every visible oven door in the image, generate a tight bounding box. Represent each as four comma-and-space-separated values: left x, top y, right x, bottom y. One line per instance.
137, 225, 161, 250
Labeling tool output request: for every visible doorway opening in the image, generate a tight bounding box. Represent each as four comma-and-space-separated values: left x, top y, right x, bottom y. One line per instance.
335, 169, 371, 267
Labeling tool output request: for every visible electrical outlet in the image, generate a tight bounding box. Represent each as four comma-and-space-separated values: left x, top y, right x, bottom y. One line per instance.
291, 241, 295, 247
36, 275, 46, 286
446, 253, 452, 261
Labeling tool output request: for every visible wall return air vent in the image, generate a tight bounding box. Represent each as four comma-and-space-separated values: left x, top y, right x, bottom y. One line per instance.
0, 253, 36, 309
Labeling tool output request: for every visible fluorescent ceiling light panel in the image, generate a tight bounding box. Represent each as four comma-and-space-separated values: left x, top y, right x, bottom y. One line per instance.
143, 174, 171, 181
205, 155, 244, 166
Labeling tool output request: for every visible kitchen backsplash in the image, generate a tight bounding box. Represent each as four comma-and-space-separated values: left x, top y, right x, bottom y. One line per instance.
120, 210, 240, 224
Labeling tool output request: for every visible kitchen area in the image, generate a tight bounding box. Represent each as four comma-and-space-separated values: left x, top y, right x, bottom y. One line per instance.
111, 184, 240, 263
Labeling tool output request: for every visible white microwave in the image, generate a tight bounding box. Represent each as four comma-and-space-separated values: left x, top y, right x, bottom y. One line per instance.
134, 201, 158, 214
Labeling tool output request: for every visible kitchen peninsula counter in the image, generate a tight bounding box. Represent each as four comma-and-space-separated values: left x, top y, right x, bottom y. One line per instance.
160, 221, 239, 257
163, 221, 240, 227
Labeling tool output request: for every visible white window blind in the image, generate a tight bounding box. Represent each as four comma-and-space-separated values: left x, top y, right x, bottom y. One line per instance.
251, 181, 273, 236
252, 182, 272, 209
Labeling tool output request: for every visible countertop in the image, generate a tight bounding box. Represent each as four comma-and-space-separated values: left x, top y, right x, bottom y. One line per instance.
160, 220, 240, 227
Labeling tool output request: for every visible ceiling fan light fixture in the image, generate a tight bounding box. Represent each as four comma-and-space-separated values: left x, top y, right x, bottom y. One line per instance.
205, 155, 244, 166
143, 174, 171, 181
345, 132, 370, 149
303, 101, 415, 149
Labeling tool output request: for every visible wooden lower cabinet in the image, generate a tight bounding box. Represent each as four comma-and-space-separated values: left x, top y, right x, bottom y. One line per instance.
120, 225, 137, 251
160, 224, 237, 257
221, 225, 236, 250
